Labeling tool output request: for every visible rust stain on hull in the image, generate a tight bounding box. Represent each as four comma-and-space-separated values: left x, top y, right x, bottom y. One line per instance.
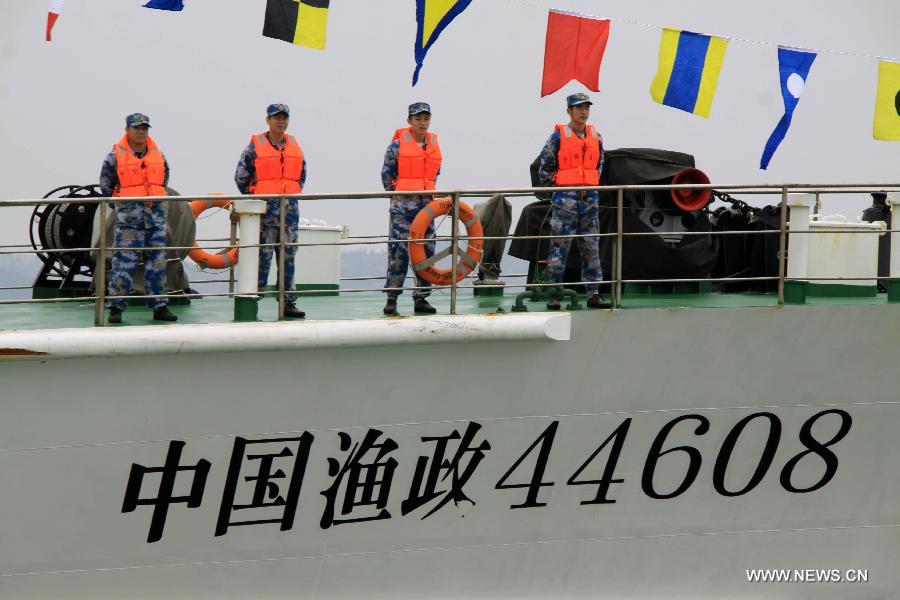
0, 348, 48, 356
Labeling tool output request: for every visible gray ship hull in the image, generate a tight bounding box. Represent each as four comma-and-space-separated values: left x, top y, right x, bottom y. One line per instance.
1, 304, 897, 598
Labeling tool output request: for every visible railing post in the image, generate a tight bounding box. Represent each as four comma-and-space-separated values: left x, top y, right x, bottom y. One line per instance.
450, 191, 460, 315
94, 199, 107, 326
610, 237, 618, 305
278, 196, 287, 320
228, 209, 238, 296
777, 186, 789, 305
615, 188, 624, 308
889, 193, 900, 301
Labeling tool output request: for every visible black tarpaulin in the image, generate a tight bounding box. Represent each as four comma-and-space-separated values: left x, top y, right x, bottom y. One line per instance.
510, 148, 719, 282
473, 194, 512, 278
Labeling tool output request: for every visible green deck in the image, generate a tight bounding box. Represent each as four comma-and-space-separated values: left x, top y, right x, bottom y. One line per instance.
0, 290, 893, 331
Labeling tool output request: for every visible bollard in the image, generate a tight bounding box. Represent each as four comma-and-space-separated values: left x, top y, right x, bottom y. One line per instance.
233, 199, 267, 321
784, 193, 814, 304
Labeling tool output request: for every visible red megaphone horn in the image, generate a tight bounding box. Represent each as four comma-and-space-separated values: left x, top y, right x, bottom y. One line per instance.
670, 168, 712, 212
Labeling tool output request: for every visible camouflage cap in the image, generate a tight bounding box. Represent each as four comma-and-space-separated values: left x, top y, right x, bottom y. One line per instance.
566, 93, 593, 107
408, 102, 431, 116
266, 103, 290, 117
125, 113, 152, 128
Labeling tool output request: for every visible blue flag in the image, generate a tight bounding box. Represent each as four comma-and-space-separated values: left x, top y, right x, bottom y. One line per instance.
760, 47, 817, 169
141, 0, 184, 10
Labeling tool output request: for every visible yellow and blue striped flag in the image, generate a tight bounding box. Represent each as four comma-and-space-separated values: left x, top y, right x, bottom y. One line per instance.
413, 0, 474, 86
650, 28, 728, 118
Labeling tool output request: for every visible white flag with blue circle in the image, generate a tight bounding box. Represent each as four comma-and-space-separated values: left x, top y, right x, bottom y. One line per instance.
760, 47, 817, 169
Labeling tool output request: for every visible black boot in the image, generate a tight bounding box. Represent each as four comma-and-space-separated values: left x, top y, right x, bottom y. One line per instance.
587, 294, 612, 309
414, 298, 437, 314
284, 302, 306, 319
108, 307, 123, 323
153, 306, 178, 322
383, 298, 398, 315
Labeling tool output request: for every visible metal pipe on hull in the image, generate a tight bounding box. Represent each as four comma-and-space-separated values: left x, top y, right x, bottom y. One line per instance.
0, 313, 571, 361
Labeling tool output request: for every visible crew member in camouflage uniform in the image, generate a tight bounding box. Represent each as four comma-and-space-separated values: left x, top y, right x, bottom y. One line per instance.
381, 102, 441, 315
99, 113, 177, 323
537, 92, 611, 310
234, 103, 307, 319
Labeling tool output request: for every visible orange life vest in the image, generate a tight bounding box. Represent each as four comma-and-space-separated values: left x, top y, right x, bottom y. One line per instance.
392, 127, 442, 192
112, 135, 167, 197
553, 124, 601, 187
250, 132, 304, 195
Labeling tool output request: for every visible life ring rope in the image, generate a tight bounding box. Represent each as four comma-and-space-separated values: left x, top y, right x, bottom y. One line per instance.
412, 245, 479, 272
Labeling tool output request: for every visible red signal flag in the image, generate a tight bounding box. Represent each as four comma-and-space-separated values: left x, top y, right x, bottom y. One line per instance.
541, 10, 611, 97
46, 0, 64, 42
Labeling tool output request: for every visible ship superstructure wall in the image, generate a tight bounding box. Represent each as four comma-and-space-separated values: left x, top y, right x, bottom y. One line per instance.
0, 305, 897, 599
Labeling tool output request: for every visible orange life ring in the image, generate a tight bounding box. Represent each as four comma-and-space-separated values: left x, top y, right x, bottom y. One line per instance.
188, 196, 239, 269
408, 197, 483, 285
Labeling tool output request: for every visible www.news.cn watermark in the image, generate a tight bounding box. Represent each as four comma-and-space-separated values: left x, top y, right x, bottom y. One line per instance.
746, 569, 868, 584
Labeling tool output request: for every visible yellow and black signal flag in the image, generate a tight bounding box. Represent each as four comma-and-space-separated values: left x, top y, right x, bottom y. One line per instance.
263, 0, 330, 51
873, 60, 900, 141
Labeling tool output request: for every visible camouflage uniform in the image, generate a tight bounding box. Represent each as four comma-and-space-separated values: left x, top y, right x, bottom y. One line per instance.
234, 134, 307, 303
381, 139, 437, 300
537, 127, 605, 295
99, 149, 171, 310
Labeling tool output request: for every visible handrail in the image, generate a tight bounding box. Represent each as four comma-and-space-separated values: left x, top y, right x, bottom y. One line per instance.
2, 182, 897, 321
4, 226, 896, 256
2, 182, 898, 207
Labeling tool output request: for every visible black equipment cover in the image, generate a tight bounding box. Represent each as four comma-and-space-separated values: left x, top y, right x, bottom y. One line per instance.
510, 148, 719, 281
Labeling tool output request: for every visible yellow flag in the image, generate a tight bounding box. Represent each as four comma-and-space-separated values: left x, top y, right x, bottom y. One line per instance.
873, 60, 900, 141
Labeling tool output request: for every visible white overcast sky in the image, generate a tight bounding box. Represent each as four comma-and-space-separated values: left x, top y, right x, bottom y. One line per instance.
0, 0, 898, 244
